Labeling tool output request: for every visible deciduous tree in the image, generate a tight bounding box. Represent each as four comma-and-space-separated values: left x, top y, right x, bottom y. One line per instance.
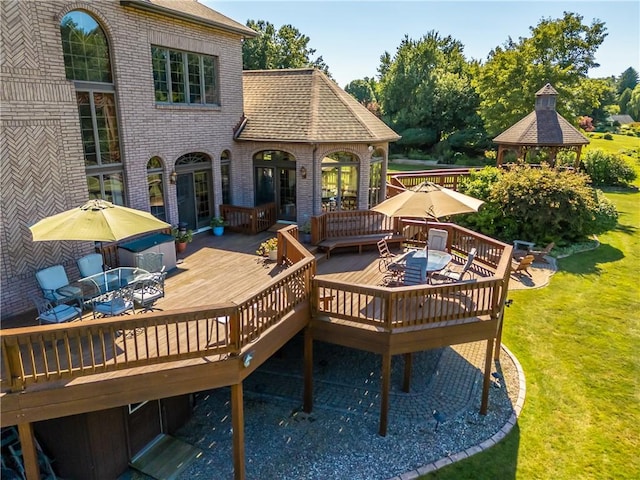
242, 20, 330, 75
474, 12, 607, 136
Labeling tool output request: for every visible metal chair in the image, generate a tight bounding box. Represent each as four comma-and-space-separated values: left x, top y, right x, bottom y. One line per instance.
76, 253, 106, 277
132, 275, 165, 312
436, 248, 477, 282
35, 265, 80, 304
91, 287, 135, 318
135, 252, 165, 275
32, 296, 82, 325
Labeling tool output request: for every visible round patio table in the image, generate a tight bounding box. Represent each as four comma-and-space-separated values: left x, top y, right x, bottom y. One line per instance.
408, 249, 453, 272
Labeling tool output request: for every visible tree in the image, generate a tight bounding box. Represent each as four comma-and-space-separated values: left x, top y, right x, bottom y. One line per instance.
627, 84, 640, 120
242, 20, 330, 75
376, 32, 481, 151
617, 67, 639, 94
345, 78, 377, 105
474, 12, 607, 136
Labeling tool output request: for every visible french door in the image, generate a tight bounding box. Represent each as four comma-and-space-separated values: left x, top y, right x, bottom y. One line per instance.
176, 170, 212, 230
255, 166, 296, 221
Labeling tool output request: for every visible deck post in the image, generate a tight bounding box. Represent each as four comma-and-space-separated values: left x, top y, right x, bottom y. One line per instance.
402, 352, 412, 393
17, 422, 40, 480
379, 352, 391, 436
303, 327, 313, 413
494, 317, 504, 361
480, 338, 495, 415
231, 383, 245, 480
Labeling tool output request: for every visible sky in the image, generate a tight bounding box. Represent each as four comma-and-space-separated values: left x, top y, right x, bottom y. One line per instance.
206, 0, 640, 88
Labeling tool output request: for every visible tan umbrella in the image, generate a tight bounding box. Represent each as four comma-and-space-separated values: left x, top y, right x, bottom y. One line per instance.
371, 181, 484, 219
30, 199, 171, 242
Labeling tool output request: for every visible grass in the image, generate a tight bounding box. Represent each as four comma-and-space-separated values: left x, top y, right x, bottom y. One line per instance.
420, 156, 640, 478
585, 132, 640, 164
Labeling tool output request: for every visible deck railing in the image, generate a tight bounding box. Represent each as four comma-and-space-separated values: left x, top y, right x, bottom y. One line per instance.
312, 223, 511, 331
310, 210, 400, 245
1, 228, 314, 393
387, 168, 473, 191
220, 203, 277, 235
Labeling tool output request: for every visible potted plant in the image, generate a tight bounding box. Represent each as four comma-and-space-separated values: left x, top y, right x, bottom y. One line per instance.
256, 237, 278, 261
299, 218, 312, 244
210, 216, 226, 236
172, 226, 193, 253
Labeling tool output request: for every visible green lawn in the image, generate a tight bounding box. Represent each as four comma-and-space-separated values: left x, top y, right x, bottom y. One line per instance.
585, 132, 640, 162
421, 163, 640, 478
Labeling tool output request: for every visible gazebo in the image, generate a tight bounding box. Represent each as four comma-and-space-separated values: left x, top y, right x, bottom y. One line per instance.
493, 83, 589, 168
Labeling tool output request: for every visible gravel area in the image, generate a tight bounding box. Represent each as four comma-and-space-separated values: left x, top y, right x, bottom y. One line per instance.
167, 335, 521, 480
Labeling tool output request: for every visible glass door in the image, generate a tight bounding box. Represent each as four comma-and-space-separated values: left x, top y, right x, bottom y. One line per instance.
255, 166, 297, 221
279, 167, 296, 220
177, 171, 212, 230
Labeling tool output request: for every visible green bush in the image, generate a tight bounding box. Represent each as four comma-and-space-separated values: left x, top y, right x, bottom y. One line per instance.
603, 133, 614, 140
457, 165, 619, 244
581, 149, 637, 186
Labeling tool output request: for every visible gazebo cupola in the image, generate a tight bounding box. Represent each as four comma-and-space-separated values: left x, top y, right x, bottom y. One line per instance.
493, 83, 589, 168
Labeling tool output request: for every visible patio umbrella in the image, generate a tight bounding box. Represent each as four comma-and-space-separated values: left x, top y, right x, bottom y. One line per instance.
29, 199, 171, 242
371, 181, 484, 220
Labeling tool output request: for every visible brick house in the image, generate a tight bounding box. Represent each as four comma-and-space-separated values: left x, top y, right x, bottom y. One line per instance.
0, 0, 398, 320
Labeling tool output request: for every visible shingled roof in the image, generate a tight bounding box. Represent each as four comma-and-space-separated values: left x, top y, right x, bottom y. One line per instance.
237, 69, 400, 143
121, 0, 256, 37
493, 83, 588, 146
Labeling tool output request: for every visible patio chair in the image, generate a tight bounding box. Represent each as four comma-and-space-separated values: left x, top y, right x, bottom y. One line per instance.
135, 252, 165, 276
377, 239, 397, 272
427, 228, 448, 252
511, 255, 535, 277
76, 253, 107, 277
32, 296, 82, 325
529, 242, 555, 263
35, 264, 80, 304
434, 248, 477, 283
91, 287, 135, 318
132, 275, 165, 312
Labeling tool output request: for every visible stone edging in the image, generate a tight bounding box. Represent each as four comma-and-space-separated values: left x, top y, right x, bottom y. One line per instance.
387, 345, 527, 479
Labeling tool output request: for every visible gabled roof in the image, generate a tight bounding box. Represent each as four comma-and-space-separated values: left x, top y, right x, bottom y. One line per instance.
238, 69, 400, 143
609, 114, 635, 124
493, 110, 589, 146
120, 0, 256, 37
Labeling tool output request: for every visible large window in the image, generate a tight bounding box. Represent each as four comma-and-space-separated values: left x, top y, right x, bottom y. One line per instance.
60, 11, 125, 204
152, 46, 220, 105
147, 157, 166, 221
321, 152, 359, 211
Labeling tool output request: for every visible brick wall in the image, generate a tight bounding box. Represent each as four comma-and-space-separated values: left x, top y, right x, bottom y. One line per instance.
0, 0, 246, 319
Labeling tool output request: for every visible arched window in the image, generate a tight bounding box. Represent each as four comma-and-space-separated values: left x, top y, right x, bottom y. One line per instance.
147, 157, 166, 221
321, 152, 359, 211
220, 150, 231, 205
60, 11, 124, 204
368, 148, 384, 208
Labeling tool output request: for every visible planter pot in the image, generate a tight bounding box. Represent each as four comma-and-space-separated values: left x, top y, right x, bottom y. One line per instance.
268, 249, 278, 261
176, 241, 187, 253
212, 226, 224, 236
301, 232, 312, 244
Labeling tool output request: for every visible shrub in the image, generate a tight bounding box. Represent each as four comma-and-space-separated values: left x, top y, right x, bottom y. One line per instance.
603, 133, 614, 140
581, 149, 637, 186
457, 165, 619, 245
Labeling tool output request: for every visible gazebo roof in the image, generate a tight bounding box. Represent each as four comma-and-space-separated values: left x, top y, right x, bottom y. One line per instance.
493, 83, 588, 146
493, 110, 589, 146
